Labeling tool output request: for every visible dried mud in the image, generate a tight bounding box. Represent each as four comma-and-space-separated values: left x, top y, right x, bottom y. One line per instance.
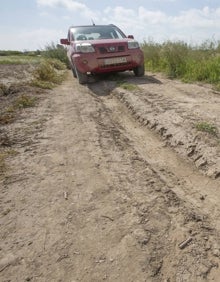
0, 66, 220, 281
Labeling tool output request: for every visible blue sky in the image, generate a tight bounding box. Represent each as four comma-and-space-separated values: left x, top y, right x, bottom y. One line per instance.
0, 0, 219, 50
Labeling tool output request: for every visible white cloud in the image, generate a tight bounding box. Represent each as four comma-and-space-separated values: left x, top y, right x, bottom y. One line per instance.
171, 6, 219, 29
100, 5, 220, 44
103, 6, 137, 29
37, 0, 98, 19
0, 28, 65, 51
152, 0, 176, 2
138, 6, 167, 24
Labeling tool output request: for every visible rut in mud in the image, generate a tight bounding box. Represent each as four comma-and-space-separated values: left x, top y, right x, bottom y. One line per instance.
0, 68, 220, 281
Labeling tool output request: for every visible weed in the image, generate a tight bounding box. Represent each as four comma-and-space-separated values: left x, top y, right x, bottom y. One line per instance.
0, 95, 36, 125
195, 122, 218, 136
0, 112, 15, 125
0, 152, 7, 175
33, 61, 57, 82
118, 82, 140, 91
42, 42, 69, 68
13, 95, 36, 109
142, 39, 220, 87
0, 149, 18, 177
46, 58, 66, 70
32, 60, 66, 88
31, 80, 55, 89
0, 83, 8, 95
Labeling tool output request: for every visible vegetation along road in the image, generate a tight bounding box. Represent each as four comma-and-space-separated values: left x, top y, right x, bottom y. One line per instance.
0, 57, 220, 281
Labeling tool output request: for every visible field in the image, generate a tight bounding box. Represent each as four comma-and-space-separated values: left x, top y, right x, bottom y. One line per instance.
0, 48, 220, 281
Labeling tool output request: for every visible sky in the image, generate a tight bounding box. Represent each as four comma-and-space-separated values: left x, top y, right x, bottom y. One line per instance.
0, 0, 220, 51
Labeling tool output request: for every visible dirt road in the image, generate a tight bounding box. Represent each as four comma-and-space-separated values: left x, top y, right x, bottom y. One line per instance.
1, 69, 220, 281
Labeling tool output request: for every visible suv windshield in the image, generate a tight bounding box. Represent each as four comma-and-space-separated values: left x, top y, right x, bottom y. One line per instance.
70, 25, 126, 41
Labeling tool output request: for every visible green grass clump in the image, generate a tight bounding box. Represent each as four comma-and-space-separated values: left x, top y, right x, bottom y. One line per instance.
33, 60, 58, 82
32, 59, 66, 88
46, 58, 67, 70
0, 95, 36, 125
0, 150, 18, 178
0, 112, 14, 125
160, 41, 188, 78
0, 152, 6, 175
0, 83, 8, 95
118, 82, 140, 91
195, 121, 218, 136
183, 56, 220, 84
13, 95, 36, 109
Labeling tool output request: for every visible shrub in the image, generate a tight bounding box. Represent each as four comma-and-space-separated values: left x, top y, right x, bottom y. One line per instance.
13, 95, 36, 109
42, 42, 69, 68
33, 60, 57, 82
46, 58, 66, 70
160, 41, 189, 78
32, 59, 66, 88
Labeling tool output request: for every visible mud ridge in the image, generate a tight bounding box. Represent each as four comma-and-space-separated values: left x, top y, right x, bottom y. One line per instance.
114, 88, 220, 178
90, 96, 220, 281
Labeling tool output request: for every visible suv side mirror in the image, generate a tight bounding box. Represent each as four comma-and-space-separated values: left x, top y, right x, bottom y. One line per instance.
60, 38, 70, 45
128, 35, 134, 39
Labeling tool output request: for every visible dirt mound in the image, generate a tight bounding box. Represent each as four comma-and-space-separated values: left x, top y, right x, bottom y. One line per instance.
112, 73, 220, 178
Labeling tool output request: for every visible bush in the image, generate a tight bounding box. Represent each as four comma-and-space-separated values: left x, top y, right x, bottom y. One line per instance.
32, 59, 66, 89
34, 61, 56, 81
42, 42, 69, 68
160, 41, 188, 78
13, 95, 36, 109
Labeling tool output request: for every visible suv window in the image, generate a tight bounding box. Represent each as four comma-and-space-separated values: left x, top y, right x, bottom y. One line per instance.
70, 26, 126, 41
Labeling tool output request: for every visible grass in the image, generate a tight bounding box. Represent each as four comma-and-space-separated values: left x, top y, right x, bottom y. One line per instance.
0, 150, 18, 177
118, 82, 140, 91
0, 152, 6, 174
0, 95, 37, 125
142, 39, 220, 88
31, 59, 67, 89
0, 112, 15, 125
13, 95, 37, 109
195, 121, 218, 136
0, 55, 42, 65
42, 42, 70, 68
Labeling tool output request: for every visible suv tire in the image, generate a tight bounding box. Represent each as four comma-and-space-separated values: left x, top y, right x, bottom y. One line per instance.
75, 67, 88, 84
133, 64, 145, 77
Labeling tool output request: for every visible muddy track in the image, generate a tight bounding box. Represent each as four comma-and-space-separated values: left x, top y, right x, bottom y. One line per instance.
0, 70, 220, 281
110, 74, 219, 178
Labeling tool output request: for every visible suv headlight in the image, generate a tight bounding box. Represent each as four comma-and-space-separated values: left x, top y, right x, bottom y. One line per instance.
128, 41, 139, 49
75, 43, 95, 53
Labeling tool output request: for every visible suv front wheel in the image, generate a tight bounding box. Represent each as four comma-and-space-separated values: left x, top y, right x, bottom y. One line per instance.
133, 64, 145, 77
74, 66, 88, 84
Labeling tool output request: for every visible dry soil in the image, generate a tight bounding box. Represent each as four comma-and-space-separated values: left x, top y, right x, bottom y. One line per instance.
0, 66, 220, 282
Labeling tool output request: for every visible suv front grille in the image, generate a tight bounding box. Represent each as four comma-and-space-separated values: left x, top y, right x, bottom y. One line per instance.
98, 45, 125, 54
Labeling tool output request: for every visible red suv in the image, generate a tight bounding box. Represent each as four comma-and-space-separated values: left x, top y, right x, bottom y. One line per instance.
60, 24, 145, 84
